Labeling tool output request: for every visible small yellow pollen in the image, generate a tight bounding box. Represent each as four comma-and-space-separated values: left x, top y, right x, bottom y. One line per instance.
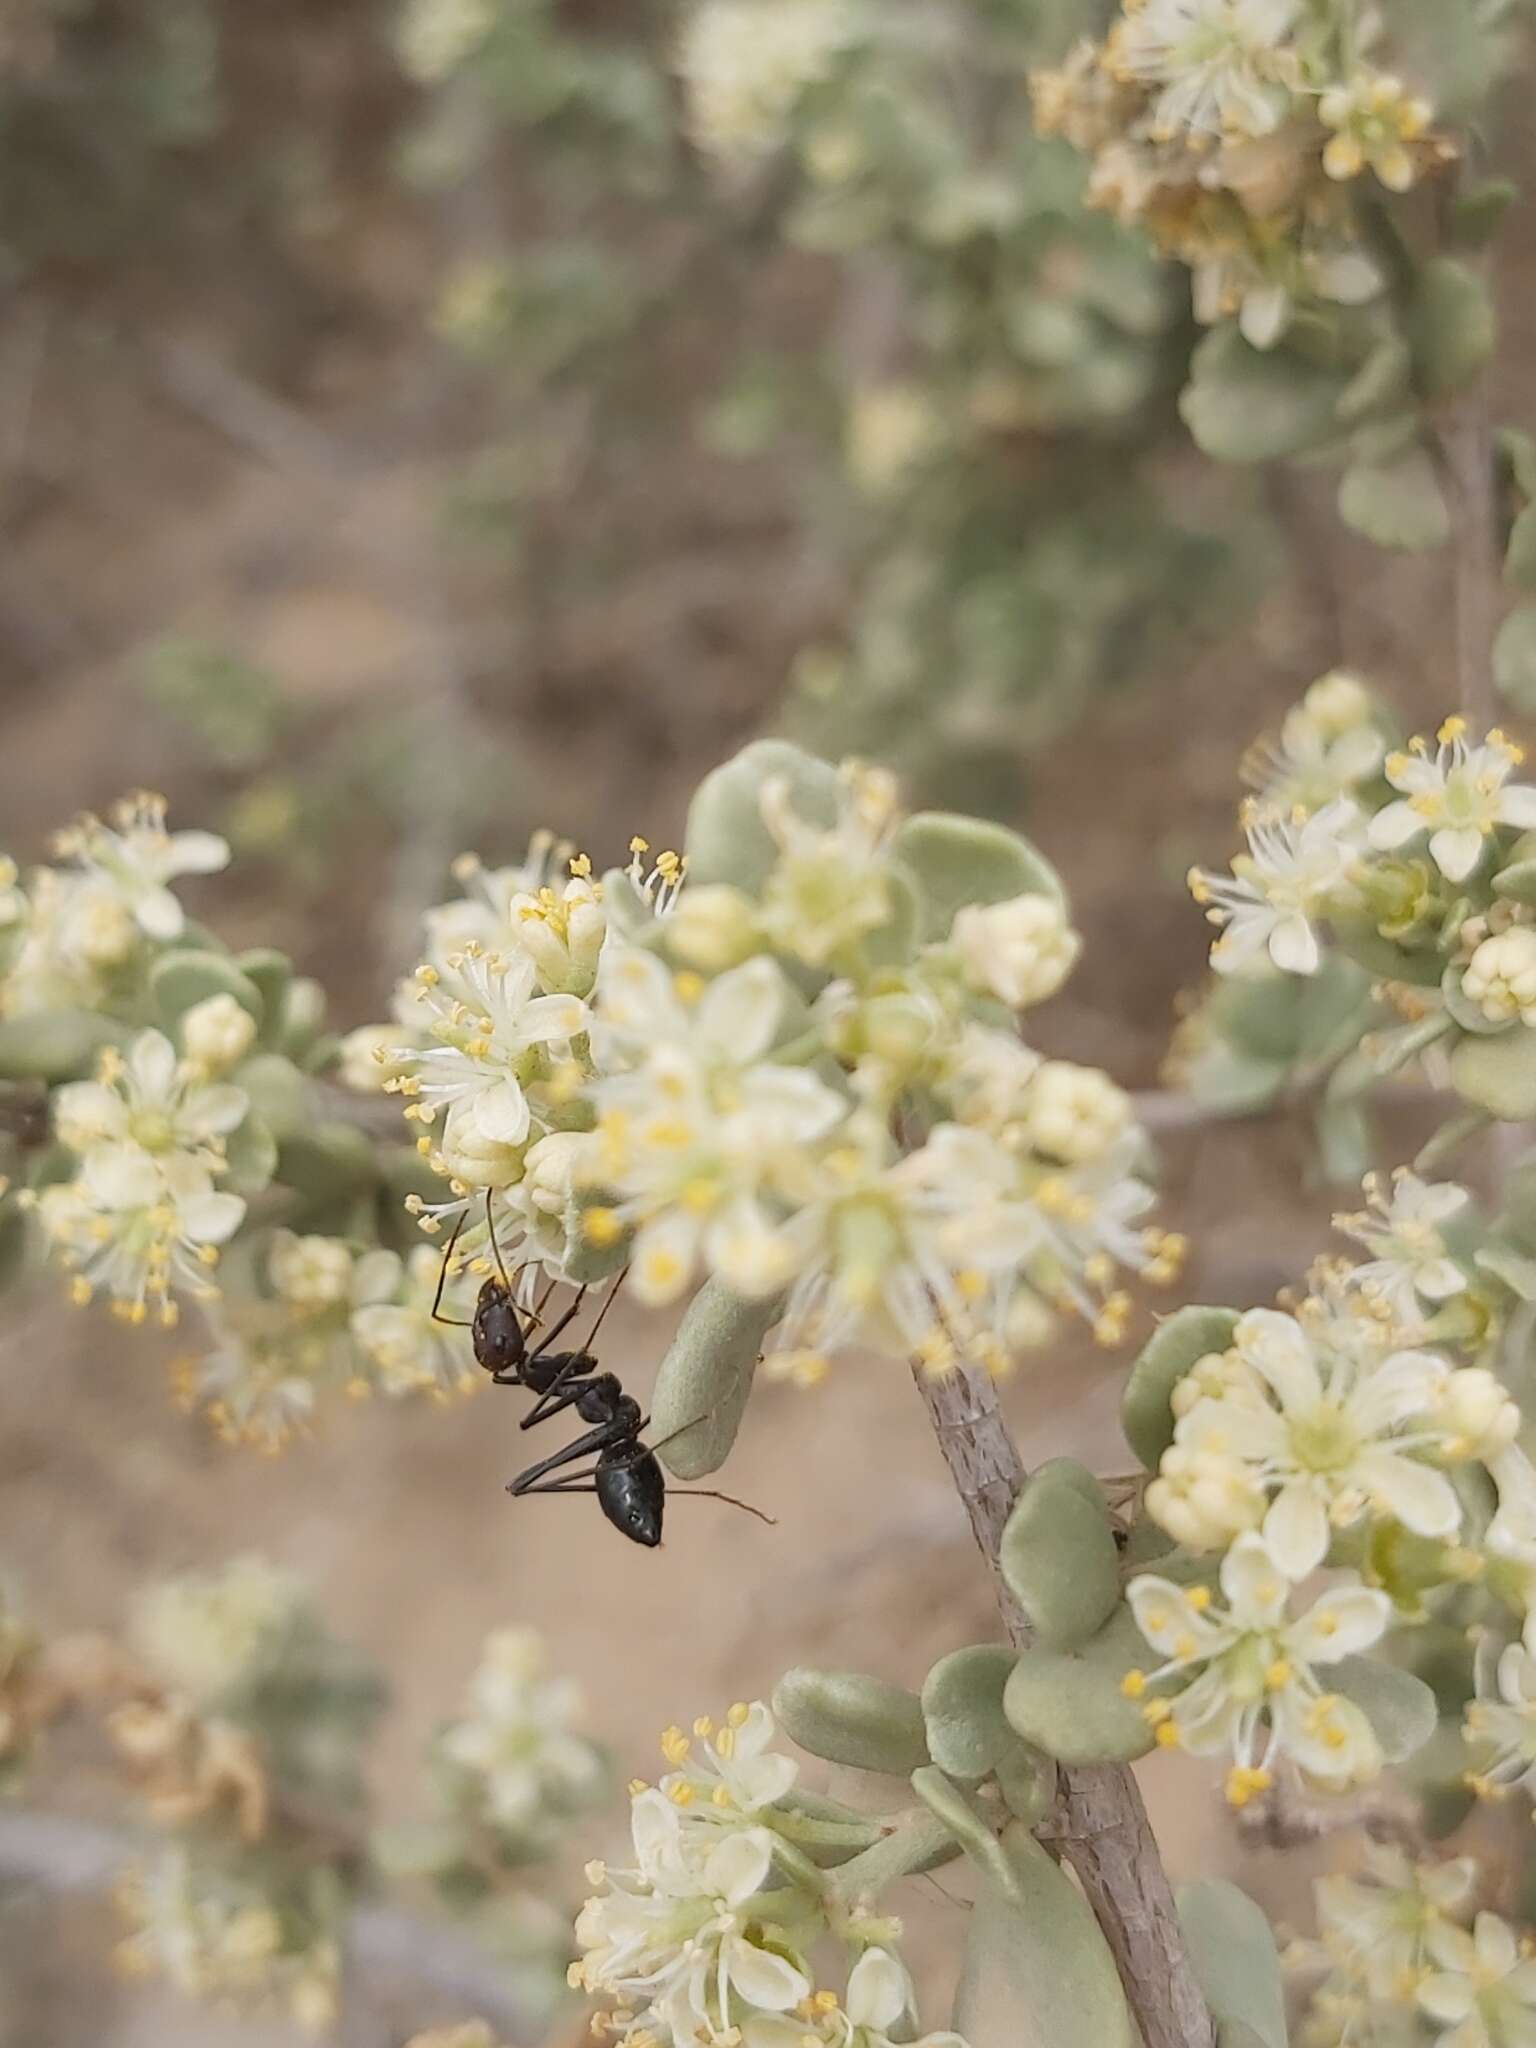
1121, 1670, 1147, 1699
1184, 1587, 1211, 1612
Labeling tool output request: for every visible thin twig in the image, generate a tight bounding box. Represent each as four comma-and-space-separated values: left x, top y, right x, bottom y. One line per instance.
910, 1360, 1215, 2048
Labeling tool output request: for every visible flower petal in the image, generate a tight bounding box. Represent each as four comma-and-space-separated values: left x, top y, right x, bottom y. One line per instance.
1262, 1482, 1330, 1580
1288, 1585, 1391, 1662
1368, 800, 1425, 849
1429, 825, 1485, 882
167, 830, 231, 876
846, 1948, 911, 2033
724, 1936, 811, 2013
471, 1078, 532, 1146
1352, 1449, 1461, 1539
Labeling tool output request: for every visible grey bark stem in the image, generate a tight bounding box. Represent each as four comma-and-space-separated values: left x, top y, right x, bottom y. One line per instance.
912, 1358, 1214, 2048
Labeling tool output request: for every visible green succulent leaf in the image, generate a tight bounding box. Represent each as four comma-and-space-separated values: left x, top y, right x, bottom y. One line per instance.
951, 1834, 1133, 2048
684, 740, 840, 894
1121, 1306, 1240, 1470
1450, 1026, 1536, 1120
893, 812, 1064, 941
236, 948, 294, 1025
1449, 177, 1517, 249
1476, 1242, 1536, 1302
0, 1009, 122, 1083
1407, 258, 1496, 399
1506, 508, 1536, 594
1180, 327, 1347, 463
223, 1114, 279, 1197
1493, 858, 1536, 908
921, 1645, 1018, 1779
276, 1122, 377, 1203
824, 1809, 959, 1900
773, 1669, 930, 1776
151, 949, 263, 1028
234, 1052, 309, 1137
1000, 1462, 1119, 1650
1338, 448, 1449, 551
1177, 1880, 1286, 2048
649, 1278, 782, 1480
1002, 1604, 1154, 1765
1328, 1655, 1437, 1763
1495, 606, 1536, 712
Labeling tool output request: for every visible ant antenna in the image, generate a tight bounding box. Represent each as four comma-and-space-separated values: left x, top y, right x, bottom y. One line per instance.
484, 1188, 512, 1292
582, 1265, 629, 1355
673, 1489, 777, 1527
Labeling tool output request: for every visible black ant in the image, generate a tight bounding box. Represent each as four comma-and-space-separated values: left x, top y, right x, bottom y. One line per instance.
431, 1201, 771, 1549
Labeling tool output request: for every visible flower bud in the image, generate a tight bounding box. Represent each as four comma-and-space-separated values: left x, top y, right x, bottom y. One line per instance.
1026, 1061, 1133, 1163
268, 1232, 354, 1312
1145, 1445, 1266, 1550
338, 1023, 410, 1093
52, 1079, 124, 1153
434, 1105, 527, 1191
181, 993, 257, 1073
1302, 670, 1374, 738
1436, 1366, 1520, 1459
665, 884, 760, 972
1463, 929, 1536, 1027
952, 893, 1081, 1011
67, 886, 138, 968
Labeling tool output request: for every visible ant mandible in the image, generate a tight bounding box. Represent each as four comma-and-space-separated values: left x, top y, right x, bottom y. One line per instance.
431, 1198, 771, 1549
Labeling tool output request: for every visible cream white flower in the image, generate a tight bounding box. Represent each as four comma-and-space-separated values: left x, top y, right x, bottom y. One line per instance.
1417, 1912, 1536, 2047
1335, 1170, 1469, 1325
53, 1030, 247, 1171
53, 793, 228, 942
1110, 0, 1300, 141
131, 1556, 304, 1707
657, 1702, 798, 1819
680, 0, 859, 167
588, 947, 845, 1305
1191, 798, 1361, 976
1320, 70, 1435, 192
181, 992, 257, 1073
397, 0, 497, 82
116, 1847, 337, 2030
1126, 1531, 1392, 1803
952, 892, 1081, 1011
439, 1629, 603, 1838
756, 761, 900, 969
351, 1244, 481, 1398
1243, 673, 1385, 817
1370, 722, 1536, 884
337, 1023, 413, 1093
38, 1133, 245, 1324
1023, 1060, 1133, 1164
1463, 929, 1536, 1028
1305, 1845, 1476, 2009
268, 1233, 357, 1313
1160, 1307, 1461, 1576
837, 1948, 967, 2048
576, 1810, 812, 2046
1463, 1611, 1536, 1807
395, 944, 588, 1154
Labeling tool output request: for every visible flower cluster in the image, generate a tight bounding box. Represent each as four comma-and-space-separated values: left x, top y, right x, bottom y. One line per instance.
1031, 2, 1452, 346
432, 1628, 606, 1851
574, 1703, 961, 2048
1119, 1152, 1536, 1802
1125, 1529, 1391, 1806
368, 754, 1180, 1383
1290, 1845, 1489, 2046
30, 1029, 248, 1327
1193, 714, 1536, 986
1, 793, 228, 1018
678, 0, 862, 168
1186, 698, 1536, 1128
116, 1848, 341, 2033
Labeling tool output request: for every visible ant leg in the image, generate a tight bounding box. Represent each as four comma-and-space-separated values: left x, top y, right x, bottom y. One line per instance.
507, 1419, 622, 1495
523, 1289, 589, 1367
519, 1366, 605, 1431
579, 1268, 628, 1356
430, 1212, 474, 1328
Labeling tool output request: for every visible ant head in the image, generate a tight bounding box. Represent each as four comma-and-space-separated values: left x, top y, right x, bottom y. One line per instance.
598, 1449, 664, 1548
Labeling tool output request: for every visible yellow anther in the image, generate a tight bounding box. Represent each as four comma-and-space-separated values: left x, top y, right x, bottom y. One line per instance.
1155, 1720, 1180, 1749
660, 1726, 691, 1766
693, 1716, 715, 1739
1264, 1660, 1293, 1690
583, 1207, 623, 1247
727, 1702, 750, 1727
1438, 716, 1468, 744
1185, 1587, 1211, 1612
1120, 1670, 1147, 1699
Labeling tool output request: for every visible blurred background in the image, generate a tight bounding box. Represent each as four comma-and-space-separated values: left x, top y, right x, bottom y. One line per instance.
0, 0, 1533, 2041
